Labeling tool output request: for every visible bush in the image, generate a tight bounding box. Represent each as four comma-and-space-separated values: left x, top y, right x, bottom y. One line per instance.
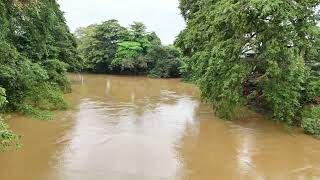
0, 44, 69, 119
146, 45, 181, 78
0, 88, 20, 152
304, 77, 320, 102
16, 104, 53, 121
43, 59, 71, 92
301, 106, 320, 137
76, 20, 182, 77
24, 85, 68, 111
0, 119, 21, 152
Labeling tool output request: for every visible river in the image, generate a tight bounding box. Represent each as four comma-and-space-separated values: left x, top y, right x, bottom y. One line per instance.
0, 74, 320, 180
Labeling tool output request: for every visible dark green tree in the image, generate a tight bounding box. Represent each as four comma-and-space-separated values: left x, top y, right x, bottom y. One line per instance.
176, 0, 320, 131
110, 22, 152, 72
0, 0, 81, 119
76, 20, 181, 77
147, 45, 182, 78
76, 20, 126, 72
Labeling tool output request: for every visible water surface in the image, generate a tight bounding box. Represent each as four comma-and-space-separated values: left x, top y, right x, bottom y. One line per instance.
0, 74, 320, 180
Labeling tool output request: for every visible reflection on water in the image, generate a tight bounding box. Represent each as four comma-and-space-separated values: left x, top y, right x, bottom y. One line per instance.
0, 74, 320, 180
57, 98, 197, 179
56, 75, 199, 180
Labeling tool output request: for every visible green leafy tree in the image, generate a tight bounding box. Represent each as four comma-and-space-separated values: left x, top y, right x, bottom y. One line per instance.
110, 22, 152, 73
76, 20, 126, 72
111, 41, 147, 72
76, 20, 182, 77
0, 0, 80, 119
147, 45, 182, 78
176, 0, 320, 126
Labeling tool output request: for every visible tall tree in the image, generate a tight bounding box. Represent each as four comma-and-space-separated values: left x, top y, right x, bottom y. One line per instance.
176, 0, 320, 126
76, 20, 182, 77
110, 22, 152, 72
0, 0, 80, 118
75, 20, 126, 72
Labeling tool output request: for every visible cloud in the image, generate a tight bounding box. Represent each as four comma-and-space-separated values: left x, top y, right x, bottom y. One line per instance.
57, 0, 186, 45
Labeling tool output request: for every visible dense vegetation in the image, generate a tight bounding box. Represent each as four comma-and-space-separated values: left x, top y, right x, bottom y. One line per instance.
75, 20, 182, 78
176, 0, 320, 137
0, 88, 19, 152
0, 0, 82, 151
2, 0, 320, 152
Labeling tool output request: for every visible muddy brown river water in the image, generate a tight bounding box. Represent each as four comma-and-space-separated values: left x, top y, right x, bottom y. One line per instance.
0, 74, 320, 180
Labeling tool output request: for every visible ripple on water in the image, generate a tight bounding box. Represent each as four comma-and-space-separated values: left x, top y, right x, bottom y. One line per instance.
1, 74, 320, 180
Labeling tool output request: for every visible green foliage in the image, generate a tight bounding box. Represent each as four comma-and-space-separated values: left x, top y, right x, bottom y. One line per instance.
301, 106, 320, 137
111, 41, 146, 71
75, 20, 126, 73
16, 104, 53, 121
0, 120, 21, 152
43, 59, 71, 92
0, 88, 20, 152
0, 42, 69, 116
23, 84, 68, 111
147, 45, 182, 78
5, 0, 82, 71
0, 87, 7, 107
178, 0, 199, 21
110, 22, 153, 73
305, 78, 320, 102
0, 0, 79, 118
176, 0, 320, 127
76, 20, 181, 77
0, 0, 79, 152
261, 54, 306, 124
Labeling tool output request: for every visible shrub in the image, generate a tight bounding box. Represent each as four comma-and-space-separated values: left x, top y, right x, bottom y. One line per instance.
301, 106, 320, 137
0, 119, 21, 152
304, 77, 320, 102
146, 45, 181, 78
0, 88, 20, 152
16, 104, 53, 121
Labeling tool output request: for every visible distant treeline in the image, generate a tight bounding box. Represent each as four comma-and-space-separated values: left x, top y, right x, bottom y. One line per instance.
75, 20, 182, 78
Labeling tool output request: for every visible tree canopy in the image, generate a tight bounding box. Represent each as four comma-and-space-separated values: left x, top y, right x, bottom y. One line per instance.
0, 0, 83, 150
76, 20, 182, 77
0, 0, 82, 113
176, 0, 320, 135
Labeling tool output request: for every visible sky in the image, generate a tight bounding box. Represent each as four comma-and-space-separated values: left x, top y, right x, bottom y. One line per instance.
57, 0, 186, 45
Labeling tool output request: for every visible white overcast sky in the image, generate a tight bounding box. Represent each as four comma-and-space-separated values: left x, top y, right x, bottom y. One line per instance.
57, 0, 186, 45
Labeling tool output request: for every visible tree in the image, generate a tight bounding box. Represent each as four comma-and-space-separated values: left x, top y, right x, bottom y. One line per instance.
76, 20, 182, 77
110, 22, 152, 73
6, 0, 82, 71
176, 0, 320, 127
76, 20, 126, 72
111, 41, 148, 72
147, 45, 182, 78
0, 0, 79, 119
